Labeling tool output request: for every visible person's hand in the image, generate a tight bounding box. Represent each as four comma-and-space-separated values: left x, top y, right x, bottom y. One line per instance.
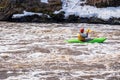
86, 29, 91, 33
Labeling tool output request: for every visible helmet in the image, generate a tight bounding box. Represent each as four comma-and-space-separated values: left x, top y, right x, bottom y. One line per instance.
80, 28, 84, 33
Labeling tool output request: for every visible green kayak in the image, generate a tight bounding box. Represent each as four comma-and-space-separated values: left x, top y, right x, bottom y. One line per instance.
66, 37, 106, 43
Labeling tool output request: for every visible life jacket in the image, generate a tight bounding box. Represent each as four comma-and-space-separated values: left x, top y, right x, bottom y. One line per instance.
78, 34, 85, 41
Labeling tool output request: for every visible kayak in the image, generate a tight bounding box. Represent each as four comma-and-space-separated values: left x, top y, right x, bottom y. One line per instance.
66, 37, 106, 43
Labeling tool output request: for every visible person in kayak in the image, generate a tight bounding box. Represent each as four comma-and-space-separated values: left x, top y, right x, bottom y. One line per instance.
78, 28, 90, 41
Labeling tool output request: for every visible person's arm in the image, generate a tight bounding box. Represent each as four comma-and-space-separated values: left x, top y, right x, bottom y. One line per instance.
81, 33, 88, 38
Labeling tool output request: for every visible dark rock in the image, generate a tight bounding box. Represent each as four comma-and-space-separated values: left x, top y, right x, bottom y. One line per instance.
64, 14, 120, 24
10, 12, 120, 25
48, 0, 62, 11
108, 18, 120, 25
50, 11, 65, 22
88, 17, 106, 24
86, 0, 120, 8
0, 0, 62, 20
78, 17, 90, 23
11, 14, 50, 22
66, 15, 80, 23
11, 11, 65, 23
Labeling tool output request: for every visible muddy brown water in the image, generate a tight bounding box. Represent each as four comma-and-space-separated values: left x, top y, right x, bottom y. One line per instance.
0, 22, 120, 80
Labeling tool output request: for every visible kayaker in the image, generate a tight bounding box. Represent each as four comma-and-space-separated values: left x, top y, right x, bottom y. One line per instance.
78, 28, 90, 41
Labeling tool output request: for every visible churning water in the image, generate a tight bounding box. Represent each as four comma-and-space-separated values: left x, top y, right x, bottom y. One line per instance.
0, 22, 120, 80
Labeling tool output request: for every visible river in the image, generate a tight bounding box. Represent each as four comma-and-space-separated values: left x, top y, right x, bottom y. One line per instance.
0, 22, 120, 80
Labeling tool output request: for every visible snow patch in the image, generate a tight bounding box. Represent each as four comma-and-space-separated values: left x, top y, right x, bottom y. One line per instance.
60, 0, 120, 20
41, 0, 48, 3
12, 11, 43, 18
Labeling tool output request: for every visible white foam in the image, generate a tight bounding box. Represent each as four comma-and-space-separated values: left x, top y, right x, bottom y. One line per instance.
27, 52, 47, 59
0, 46, 9, 52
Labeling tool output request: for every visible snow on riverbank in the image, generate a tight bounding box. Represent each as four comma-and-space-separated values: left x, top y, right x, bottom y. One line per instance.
41, 0, 48, 3
12, 11, 43, 18
12, 0, 120, 20
60, 0, 120, 20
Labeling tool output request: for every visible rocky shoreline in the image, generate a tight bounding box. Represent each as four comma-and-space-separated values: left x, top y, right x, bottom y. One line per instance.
0, 0, 120, 24
10, 14, 120, 25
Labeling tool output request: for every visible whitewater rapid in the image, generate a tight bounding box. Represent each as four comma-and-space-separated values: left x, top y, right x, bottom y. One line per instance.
0, 22, 120, 80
